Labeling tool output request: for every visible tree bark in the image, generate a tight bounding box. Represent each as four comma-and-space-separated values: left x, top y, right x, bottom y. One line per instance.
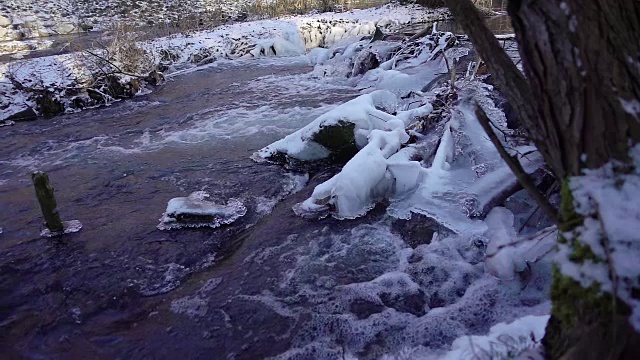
444, 0, 640, 178
508, 0, 640, 177
443, 0, 640, 358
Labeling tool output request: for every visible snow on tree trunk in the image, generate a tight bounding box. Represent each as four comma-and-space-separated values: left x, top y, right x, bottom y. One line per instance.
443, 0, 640, 357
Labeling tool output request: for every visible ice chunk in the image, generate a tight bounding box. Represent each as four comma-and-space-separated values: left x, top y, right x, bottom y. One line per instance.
361, 69, 423, 98
432, 123, 455, 171
484, 207, 527, 280
442, 315, 550, 360
396, 103, 434, 127
247, 37, 305, 58
297, 127, 413, 219
40, 219, 83, 238
307, 47, 332, 65
158, 191, 246, 230
387, 160, 424, 197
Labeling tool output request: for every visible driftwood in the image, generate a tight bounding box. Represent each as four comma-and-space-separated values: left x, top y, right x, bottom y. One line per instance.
407, 24, 433, 42
480, 178, 522, 217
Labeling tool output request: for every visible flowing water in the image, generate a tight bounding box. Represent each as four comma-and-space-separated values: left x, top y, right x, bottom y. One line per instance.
0, 56, 551, 359
0, 3, 543, 358
0, 57, 366, 357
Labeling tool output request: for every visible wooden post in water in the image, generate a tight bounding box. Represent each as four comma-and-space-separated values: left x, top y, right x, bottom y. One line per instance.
32, 171, 64, 234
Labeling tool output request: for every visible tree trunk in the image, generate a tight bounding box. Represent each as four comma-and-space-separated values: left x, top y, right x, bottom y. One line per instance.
443, 0, 640, 358
508, 0, 640, 177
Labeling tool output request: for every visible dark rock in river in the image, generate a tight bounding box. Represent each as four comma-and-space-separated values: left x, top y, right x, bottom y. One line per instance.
312, 120, 359, 164
4, 106, 37, 121
391, 213, 453, 249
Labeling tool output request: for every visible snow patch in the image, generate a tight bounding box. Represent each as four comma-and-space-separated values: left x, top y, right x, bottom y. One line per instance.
441, 315, 549, 360
558, 144, 640, 330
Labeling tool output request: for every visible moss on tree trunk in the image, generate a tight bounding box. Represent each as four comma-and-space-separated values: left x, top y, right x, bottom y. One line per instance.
543, 182, 640, 359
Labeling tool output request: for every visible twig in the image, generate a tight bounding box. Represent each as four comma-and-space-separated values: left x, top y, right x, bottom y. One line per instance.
84, 49, 146, 79
474, 104, 559, 224
518, 206, 540, 232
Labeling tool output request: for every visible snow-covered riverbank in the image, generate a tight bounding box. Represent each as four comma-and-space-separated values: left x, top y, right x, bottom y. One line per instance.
0, 0, 263, 42
0, 4, 449, 123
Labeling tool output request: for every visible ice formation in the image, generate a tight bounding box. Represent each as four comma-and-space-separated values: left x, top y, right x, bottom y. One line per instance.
441, 315, 550, 359
247, 26, 560, 358
254, 90, 400, 162
40, 219, 83, 237
158, 191, 247, 230
292, 83, 545, 225
295, 125, 414, 219
481, 206, 558, 282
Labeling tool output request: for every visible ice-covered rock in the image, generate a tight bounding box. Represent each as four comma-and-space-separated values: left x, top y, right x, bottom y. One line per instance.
484, 207, 527, 280
254, 90, 399, 164
158, 191, 247, 230
296, 129, 400, 218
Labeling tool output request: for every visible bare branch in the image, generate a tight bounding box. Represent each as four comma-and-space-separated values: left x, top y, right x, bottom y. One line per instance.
83, 49, 146, 79
474, 104, 559, 224
442, 0, 559, 177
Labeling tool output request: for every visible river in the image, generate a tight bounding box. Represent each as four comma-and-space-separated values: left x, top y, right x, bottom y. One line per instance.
0, 2, 538, 359
0, 56, 367, 357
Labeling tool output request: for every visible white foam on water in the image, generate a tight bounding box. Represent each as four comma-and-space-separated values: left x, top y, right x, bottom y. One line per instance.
161, 103, 341, 145
170, 295, 209, 319
0, 134, 113, 170
255, 196, 279, 216
240, 221, 553, 359
283, 173, 309, 195
170, 277, 223, 319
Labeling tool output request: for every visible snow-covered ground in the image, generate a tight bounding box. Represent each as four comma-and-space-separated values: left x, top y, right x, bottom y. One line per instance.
0, 0, 256, 41
0, 0, 398, 42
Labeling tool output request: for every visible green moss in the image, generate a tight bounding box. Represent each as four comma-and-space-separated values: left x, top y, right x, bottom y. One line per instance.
544, 266, 617, 357
544, 177, 640, 358
559, 179, 583, 232
558, 178, 600, 263
549, 266, 614, 327
569, 241, 601, 263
